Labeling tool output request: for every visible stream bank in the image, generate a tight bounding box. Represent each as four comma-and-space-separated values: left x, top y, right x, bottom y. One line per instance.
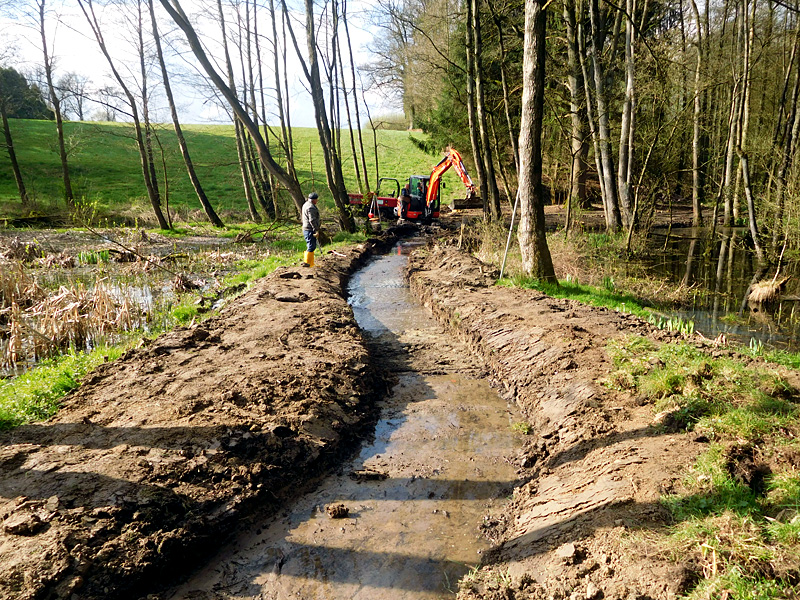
164, 240, 525, 599
407, 245, 708, 599
0, 234, 404, 600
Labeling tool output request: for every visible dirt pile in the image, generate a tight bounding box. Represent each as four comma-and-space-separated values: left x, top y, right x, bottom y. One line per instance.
0, 238, 397, 600
407, 245, 707, 600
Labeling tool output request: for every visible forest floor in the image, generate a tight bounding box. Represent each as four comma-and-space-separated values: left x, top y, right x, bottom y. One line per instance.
0, 210, 795, 600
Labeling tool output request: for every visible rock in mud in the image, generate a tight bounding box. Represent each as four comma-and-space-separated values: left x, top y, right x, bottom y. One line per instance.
349, 468, 388, 482
325, 503, 349, 519
3, 512, 45, 536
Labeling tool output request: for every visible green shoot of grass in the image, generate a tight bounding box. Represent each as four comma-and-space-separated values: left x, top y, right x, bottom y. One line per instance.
511, 421, 533, 435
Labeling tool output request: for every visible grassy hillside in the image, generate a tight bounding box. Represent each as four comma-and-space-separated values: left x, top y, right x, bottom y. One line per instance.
0, 119, 467, 225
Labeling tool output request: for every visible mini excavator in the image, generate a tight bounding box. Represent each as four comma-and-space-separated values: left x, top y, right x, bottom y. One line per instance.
348, 147, 481, 222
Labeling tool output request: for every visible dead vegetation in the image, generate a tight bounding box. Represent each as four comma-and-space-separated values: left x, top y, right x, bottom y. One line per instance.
1, 272, 136, 368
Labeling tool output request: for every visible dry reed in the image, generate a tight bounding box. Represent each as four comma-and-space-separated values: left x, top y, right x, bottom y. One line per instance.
749, 277, 790, 306
1, 272, 138, 368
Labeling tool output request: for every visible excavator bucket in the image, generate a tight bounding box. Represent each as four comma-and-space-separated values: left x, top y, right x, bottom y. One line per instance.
452, 192, 483, 210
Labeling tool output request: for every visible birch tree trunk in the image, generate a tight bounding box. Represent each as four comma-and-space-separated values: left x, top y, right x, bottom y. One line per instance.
689, 0, 704, 226
617, 0, 635, 227
588, 0, 622, 230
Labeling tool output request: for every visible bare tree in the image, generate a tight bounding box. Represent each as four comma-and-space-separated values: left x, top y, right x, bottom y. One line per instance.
57, 72, 90, 120
159, 0, 307, 213
281, 0, 356, 231
77, 0, 170, 229
147, 0, 223, 227
517, 0, 557, 282
37, 0, 74, 205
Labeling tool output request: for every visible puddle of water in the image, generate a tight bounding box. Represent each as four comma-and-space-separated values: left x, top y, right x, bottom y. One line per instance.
644, 228, 800, 350
167, 241, 522, 599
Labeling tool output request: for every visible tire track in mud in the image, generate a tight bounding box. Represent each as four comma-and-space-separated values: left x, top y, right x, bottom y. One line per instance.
407, 245, 706, 600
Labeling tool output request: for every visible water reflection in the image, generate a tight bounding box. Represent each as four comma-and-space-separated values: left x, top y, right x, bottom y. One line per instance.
646, 227, 799, 350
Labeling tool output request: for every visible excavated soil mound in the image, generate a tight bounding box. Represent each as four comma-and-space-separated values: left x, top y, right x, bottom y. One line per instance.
407, 245, 707, 600
0, 238, 400, 600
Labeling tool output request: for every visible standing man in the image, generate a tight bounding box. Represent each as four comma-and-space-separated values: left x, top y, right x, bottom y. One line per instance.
399, 183, 411, 219
302, 192, 320, 267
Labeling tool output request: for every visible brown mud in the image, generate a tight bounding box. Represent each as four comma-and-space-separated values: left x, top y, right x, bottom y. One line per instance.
0, 220, 723, 600
0, 233, 403, 600
407, 245, 705, 600
163, 243, 524, 599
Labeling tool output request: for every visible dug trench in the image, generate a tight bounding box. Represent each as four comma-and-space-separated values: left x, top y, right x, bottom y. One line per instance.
0, 231, 409, 600
0, 227, 771, 600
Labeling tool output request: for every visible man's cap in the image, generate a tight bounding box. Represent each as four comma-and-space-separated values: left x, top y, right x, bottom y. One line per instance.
308, 192, 319, 200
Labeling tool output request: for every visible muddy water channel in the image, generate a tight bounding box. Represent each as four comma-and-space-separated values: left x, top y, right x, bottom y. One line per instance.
167, 241, 523, 599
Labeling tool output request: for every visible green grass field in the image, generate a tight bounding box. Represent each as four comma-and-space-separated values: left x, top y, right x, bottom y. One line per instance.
0, 119, 465, 224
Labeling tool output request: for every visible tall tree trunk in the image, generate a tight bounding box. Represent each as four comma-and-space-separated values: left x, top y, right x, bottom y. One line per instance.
337, 0, 364, 194
78, 0, 169, 229
39, 0, 74, 206
268, 0, 295, 185
588, 0, 622, 230
736, 0, 765, 265
770, 14, 800, 250
564, 0, 589, 210
1, 107, 29, 205
281, 5, 298, 189
160, 0, 306, 213
253, 0, 280, 219
242, 1, 274, 219
617, 0, 635, 227
489, 9, 520, 173
465, 0, 488, 212
148, 0, 222, 227
576, 1, 608, 215
472, 0, 502, 220
343, 10, 370, 192
219, 0, 260, 222
137, 0, 163, 225
689, 0, 705, 226
282, 0, 355, 231
518, 0, 557, 283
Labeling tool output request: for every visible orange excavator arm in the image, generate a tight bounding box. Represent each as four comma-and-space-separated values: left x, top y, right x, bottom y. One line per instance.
425, 148, 479, 208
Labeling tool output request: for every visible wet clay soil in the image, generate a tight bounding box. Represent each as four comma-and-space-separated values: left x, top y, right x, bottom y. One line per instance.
0, 237, 396, 600
166, 242, 524, 599
0, 225, 750, 600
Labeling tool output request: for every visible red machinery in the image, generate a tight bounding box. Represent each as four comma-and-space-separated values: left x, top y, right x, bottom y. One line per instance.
347, 148, 480, 222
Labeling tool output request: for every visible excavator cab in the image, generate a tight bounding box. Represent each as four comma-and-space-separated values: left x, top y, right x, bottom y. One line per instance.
400, 175, 438, 221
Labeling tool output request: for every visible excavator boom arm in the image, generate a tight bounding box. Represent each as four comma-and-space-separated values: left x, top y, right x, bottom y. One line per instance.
425, 149, 479, 207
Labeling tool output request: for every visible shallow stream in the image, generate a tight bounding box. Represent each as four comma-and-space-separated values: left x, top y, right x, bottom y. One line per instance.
166, 241, 523, 599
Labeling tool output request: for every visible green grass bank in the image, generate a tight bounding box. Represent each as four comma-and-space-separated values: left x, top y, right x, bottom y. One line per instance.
0, 120, 466, 224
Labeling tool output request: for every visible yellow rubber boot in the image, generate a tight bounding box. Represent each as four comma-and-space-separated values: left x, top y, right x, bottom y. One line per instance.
307, 251, 315, 268
303, 251, 310, 266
